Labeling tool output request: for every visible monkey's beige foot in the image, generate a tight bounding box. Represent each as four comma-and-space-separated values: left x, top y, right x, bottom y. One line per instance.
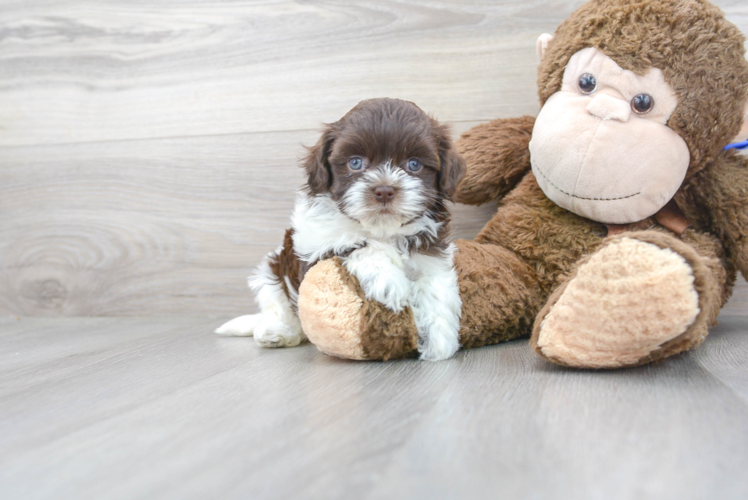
297, 258, 419, 361
531, 236, 711, 368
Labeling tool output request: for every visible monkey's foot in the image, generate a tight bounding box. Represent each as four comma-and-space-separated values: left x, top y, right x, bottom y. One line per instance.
531, 236, 707, 368
297, 258, 420, 361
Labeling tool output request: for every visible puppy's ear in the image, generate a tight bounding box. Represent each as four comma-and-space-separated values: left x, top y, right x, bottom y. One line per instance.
440, 149, 467, 200
303, 124, 336, 194
434, 123, 467, 200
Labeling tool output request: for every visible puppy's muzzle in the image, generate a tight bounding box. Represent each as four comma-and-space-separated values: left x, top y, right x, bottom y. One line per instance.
373, 185, 396, 204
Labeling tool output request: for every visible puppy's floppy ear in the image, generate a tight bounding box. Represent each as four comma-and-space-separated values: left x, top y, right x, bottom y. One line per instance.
434, 123, 467, 200
302, 124, 336, 194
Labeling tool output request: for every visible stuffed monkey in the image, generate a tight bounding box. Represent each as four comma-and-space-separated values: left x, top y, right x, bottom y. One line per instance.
298, 0, 748, 368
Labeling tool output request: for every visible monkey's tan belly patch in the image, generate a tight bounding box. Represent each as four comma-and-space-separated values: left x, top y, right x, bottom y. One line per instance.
536, 238, 700, 368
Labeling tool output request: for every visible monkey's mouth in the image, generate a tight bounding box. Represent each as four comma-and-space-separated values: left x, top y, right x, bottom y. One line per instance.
534, 165, 641, 201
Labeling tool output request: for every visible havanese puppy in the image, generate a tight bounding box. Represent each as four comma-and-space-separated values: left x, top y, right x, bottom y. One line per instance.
216, 98, 466, 361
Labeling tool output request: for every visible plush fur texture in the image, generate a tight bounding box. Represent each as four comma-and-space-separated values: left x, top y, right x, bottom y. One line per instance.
294, 0, 748, 368
299, 257, 420, 361
532, 237, 701, 367
530, 47, 691, 224
537, 0, 748, 178
454, 115, 535, 205
300, 239, 544, 358
458, 0, 747, 367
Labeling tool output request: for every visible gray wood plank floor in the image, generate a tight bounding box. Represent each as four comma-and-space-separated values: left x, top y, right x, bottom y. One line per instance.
2, 313, 748, 500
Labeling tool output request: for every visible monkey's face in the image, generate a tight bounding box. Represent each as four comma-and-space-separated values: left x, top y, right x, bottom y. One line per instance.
529, 47, 690, 224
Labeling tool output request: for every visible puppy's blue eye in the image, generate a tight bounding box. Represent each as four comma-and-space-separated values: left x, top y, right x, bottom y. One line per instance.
406, 159, 422, 172
348, 157, 364, 170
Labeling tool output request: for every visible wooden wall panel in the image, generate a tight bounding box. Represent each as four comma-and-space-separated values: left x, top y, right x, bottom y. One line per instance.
0, 127, 498, 315
0, 0, 556, 146
1, 0, 747, 315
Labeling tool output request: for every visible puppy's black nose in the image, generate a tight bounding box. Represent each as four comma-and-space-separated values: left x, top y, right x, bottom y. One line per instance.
373, 185, 395, 203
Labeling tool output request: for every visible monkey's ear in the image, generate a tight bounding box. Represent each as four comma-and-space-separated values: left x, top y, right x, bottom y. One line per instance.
302, 125, 336, 195
536, 33, 554, 62
733, 101, 748, 143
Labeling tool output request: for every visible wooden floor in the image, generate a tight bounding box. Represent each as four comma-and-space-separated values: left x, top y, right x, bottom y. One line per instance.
3, 0, 748, 498
1, 311, 748, 500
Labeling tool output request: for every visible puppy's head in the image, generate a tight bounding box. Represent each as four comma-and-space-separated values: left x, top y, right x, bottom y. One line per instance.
302, 98, 465, 229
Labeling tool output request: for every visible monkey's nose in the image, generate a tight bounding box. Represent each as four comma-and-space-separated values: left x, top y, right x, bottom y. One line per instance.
586, 93, 631, 122
373, 185, 396, 203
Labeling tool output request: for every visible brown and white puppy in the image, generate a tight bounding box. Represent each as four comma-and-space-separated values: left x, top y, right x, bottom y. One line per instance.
216, 98, 466, 361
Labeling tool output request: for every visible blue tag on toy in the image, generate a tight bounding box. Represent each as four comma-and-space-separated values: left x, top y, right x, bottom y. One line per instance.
725, 139, 748, 150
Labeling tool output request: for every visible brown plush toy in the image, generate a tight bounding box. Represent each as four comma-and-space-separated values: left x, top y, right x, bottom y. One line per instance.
297, 0, 748, 368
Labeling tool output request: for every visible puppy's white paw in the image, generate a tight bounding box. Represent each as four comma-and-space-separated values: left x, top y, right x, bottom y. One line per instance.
418, 319, 460, 362
215, 314, 261, 336
344, 244, 410, 313
254, 319, 307, 348
359, 272, 411, 313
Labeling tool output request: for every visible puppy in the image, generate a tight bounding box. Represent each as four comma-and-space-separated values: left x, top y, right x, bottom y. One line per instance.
216, 98, 466, 361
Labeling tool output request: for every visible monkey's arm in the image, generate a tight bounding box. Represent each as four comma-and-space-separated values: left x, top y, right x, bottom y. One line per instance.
690, 154, 748, 280
454, 116, 535, 205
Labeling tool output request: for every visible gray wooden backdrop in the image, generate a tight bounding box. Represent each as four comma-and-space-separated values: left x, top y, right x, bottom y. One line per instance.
1, 0, 747, 317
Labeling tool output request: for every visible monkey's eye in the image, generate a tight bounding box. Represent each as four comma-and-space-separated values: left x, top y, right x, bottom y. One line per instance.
406, 159, 422, 172
631, 93, 654, 114
348, 157, 364, 171
578, 73, 597, 94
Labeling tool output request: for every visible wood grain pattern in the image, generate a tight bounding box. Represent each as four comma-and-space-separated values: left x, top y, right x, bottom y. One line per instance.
1, 314, 747, 499
0, 126, 498, 315
1, 0, 747, 316
0, 1, 554, 146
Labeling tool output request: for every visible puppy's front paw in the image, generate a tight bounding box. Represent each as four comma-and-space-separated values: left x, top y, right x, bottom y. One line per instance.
359, 272, 410, 313
254, 318, 307, 348
215, 314, 261, 336
344, 245, 410, 312
418, 319, 460, 361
